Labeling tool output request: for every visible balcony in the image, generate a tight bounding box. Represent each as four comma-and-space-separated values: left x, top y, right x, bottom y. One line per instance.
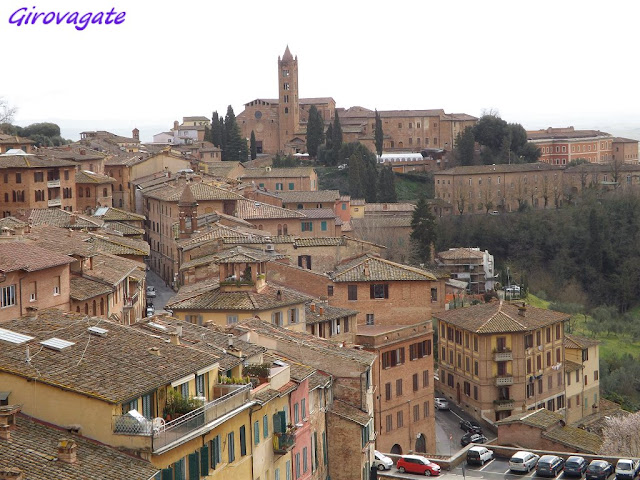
112, 384, 251, 453
123, 292, 139, 309
48, 198, 62, 207
493, 350, 512, 361
493, 399, 515, 411
47, 179, 61, 188
273, 431, 296, 454
495, 375, 514, 386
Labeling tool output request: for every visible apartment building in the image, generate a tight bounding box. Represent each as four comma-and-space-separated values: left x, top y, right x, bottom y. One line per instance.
0, 134, 35, 153
75, 169, 115, 214
435, 247, 496, 294
0, 151, 77, 216
563, 334, 600, 424
240, 167, 319, 192
435, 302, 570, 422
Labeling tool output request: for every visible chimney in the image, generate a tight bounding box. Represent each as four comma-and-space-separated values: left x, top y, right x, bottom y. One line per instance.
363, 261, 370, 277
310, 303, 316, 312
0, 424, 10, 441
176, 325, 183, 337
174, 120, 179, 130
79, 148, 86, 155
69, 214, 76, 225
169, 332, 180, 345
227, 334, 234, 348
57, 439, 77, 464
148, 347, 160, 356
518, 302, 527, 317
319, 305, 324, 315
0, 467, 23, 480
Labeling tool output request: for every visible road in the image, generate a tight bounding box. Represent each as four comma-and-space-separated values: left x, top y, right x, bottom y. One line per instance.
145, 268, 176, 315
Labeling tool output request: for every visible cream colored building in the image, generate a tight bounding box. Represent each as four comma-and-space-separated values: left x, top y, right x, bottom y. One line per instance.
563, 334, 600, 424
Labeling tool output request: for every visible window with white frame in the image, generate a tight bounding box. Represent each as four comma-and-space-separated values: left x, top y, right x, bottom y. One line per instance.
1, 285, 16, 308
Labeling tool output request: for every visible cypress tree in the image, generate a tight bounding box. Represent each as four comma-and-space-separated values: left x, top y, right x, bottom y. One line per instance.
306, 105, 325, 158
410, 194, 437, 263
250, 131, 257, 160
224, 105, 248, 162
331, 111, 343, 165
348, 153, 364, 198
210, 111, 223, 147
374, 109, 384, 156
378, 166, 397, 202
325, 123, 334, 152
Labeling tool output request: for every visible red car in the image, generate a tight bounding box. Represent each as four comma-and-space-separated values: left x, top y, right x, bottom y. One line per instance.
397, 455, 441, 476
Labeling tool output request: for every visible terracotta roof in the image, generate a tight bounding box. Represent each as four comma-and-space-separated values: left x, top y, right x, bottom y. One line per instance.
0, 242, 74, 273
434, 302, 569, 333
308, 371, 331, 391
232, 318, 376, 367
277, 190, 340, 204
211, 246, 286, 264
305, 303, 358, 325
252, 386, 281, 405
240, 167, 315, 179
0, 310, 221, 404
351, 216, 412, 228
222, 235, 295, 246
75, 170, 115, 184
235, 199, 306, 220
176, 223, 255, 249
294, 237, 345, 247
297, 208, 337, 220
300, 97, 335, 105
26, 225, 96, 257
27, 209, 102, 230
0, 216, 27, 231
496, 408, 561, 428
102, 222, 145, 236
167, 283, 310, 312
40, 145, 106, 161
93, 207, 145, 222
351, 198, 365, 206
564, 333, 600, 349
0, 134, 35, 145
70, 276, 114, 301
0, 414, 159, 480
365, 203, 416, 213
329, 399, 372, 426
332, 254, 437, 282
183, 116, 210, 122
132, 317, 265, 371
178, 184, 196, 206
437, 248, 485, 260
82, 254, 143, 287
527, 128, 611, 140
143, 181, 243, 202
436, 162, 563, 176
564, 360, 582, 373
0, 154, 77, 169
85, 233, 150, 257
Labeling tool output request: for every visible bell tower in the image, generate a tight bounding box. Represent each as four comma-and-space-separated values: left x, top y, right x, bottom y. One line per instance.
178, 183, 198, 239
278, 45, 300, 153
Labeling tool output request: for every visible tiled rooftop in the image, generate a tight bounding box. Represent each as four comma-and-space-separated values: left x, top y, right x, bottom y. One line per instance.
0, 414, 159, 480
75, 170, 116, 184
564, 333, 600, 349
332, 254, 437, 282
329, 399, 372, 426
143, 181, 243, 202
26, 209, 102, 230
83, 254, 144, 287
70, 276, 114, 301
276, 190, 340, 203
435, 302, 569, 333
93, 207, 145, 222
240, 167, 316, 179
297, 208, 338, 220
305, 303, 358, 325
437, 247, 485, 260
0, 242, 74, 273
0, 310, 221, 404
0, 154, 77, 169
437, 162, 562, 176
234, 199, 306, 220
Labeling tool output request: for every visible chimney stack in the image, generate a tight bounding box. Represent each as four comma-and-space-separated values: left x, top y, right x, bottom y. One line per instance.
57, 439, 77, 464
69, 214, 76, 225
169, 332, 180, 346
0, 424, 10, 441
0, 467, 23, 480
148, 347, 160, 356
227, 334, 234, 348
310, 303, 316, 312
319, 305, 324, 315
518, 303, 527, 317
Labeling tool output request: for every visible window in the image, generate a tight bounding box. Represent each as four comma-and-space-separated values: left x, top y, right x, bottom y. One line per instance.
64, 170, 69, 180
294, 403, 300, 423
385, 382, 391, 400
464, 381, 471, 396
396, 379, 403, 396
413, 373, 419, 391
474, 361, 478, 376
180, 382, 189, 399
595, 370, 599, 381
584, 375, 588, 386
1, 285, 16, 308
272, 311, 283, 326
423, 370, 429, 387
548, 375, 553, 390
536, 331, 541, 345
283, 83, 290, 90
301, 221, 313, 231
370, 284, 389, 299
546, 351, 551, 367
347, 285, 357, 300
536, 355, 542, 370
386, 414, 392, 432
382, 347, 405, 368
409, 340, 431, 360
53, 276, 60, 296
303, 446, 309, 473
431, 288, 438, 302
15, 173, 21, 184
473, 336, 478, 351
397, 411, 404, 428
366, 313, 374, 325
527, 358, 532, 374
582, 349, 589, 361
227, 315, 238, 325
327, 285, 333, 296
240, 425, 247, 456
525, 334, 533, 349
263, 414, 268, 438
276, 183, 284, 190
195, 374, 205, 397
424, 401, 430, 418
526, 383, 534, 398
320, 221, 327, 231
414, 404, 420, 422
34, 171, 43, 182
227, 431, 235, 463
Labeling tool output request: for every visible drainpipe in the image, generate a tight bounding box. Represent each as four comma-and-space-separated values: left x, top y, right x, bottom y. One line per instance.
19, 276, 24, 316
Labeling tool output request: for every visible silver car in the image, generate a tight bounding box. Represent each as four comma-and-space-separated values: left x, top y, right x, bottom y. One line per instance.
435, 397, 449, 410
509, 451, 539, 472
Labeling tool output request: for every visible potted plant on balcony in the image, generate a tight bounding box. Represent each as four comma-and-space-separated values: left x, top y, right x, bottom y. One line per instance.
163, 390, 193, 421
244, 363, 270, 386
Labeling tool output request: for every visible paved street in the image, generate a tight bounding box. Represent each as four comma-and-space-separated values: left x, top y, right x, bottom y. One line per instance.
145, 268, 177, 315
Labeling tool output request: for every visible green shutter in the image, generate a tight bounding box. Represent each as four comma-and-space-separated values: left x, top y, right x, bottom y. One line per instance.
188, 452, 199, 480
255, 420, 260, 444
240, 425, 247, 456
273, 411, 286, 433
161, 468, 173, 480
321, 221, 327, 231
200, 444, 209, 475
175, 458, 185, 480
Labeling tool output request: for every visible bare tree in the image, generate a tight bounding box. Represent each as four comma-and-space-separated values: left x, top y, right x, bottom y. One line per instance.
541, 176, 550, 208
482, 183, 494, 214
0, 97, 16, 124
456, 179, 469, 215
601, 412, 640, 457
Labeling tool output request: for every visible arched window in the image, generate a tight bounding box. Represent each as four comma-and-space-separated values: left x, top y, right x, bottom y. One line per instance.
76, 306, 80, 313
86, 187, 91, 197
103, 188, 108, 197
277, 224, 282, 236
92, 300, 96, 315
79, 188, 83, 198
283, 224, 288, 235
84, 303, 89, 314
100, 298, 104, 315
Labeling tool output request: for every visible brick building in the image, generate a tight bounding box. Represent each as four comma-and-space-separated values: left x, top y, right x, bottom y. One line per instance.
75, 170, 115, 214
236, 47, 477, 155
527, 127, 639, 165
435, 302, 570, 423
0, 134, 34, 153
0, 151, 77, 216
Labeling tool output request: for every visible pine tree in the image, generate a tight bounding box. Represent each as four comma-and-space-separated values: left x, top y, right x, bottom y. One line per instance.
455, 127, 475, 166
410, 195, 437, 263
374, 109, 384, 156
378, 167, 397, 202
250, 131, 257, 160
306, 105, 325, 158
224, 105, 248, 162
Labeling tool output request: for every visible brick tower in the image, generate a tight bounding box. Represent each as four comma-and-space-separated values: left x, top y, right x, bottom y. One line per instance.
277, 45, 300, 153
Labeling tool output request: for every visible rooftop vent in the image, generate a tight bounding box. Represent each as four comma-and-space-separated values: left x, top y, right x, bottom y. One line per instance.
88, 326, 108, 337
0, 328, 34, 345
40, 338, 75, 351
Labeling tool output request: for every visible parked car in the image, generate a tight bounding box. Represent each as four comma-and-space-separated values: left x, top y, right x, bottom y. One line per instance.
460, 432, 487, 447
146, 286, 156, 298
586, 460, 614, 480
373, 450, 393, 471
466, 446, 493, 466
146, 305, 155, 317
459, 419, 482, 434
536, 455, 565, 477
564, 456, 589, 477
489, 210, 500, 216
616, 459, 640, 480
397, 455, 441, 476
509, 451, 540, 473
505, 285, 521, 294
435, 398, 449, 410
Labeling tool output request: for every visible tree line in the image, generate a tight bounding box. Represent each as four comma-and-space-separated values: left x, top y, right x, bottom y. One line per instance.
204, 106, 248, 162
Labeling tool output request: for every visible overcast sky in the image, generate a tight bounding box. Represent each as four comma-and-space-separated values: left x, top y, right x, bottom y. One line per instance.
2, 0, 639, 142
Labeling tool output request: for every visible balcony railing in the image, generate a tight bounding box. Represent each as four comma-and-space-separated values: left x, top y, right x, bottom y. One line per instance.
48, 198, 62, 207
152, 384, 251, 452
493, 399, 515, 411
123, 292, 139, 309
273, 432, 296, 453
47, 179, 61, 188
495, 375, 514, 386
494, 350, 513, 361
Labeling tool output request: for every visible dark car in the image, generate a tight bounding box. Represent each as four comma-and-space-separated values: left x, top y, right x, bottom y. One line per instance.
565, 456, 589, 477
536, 455, 565, 477
586, 460, 614, 480
459, 419, 482, 434
460, 432, 487, 447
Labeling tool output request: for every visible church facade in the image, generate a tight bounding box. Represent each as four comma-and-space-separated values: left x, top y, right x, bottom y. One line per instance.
237, 47, 477, 155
